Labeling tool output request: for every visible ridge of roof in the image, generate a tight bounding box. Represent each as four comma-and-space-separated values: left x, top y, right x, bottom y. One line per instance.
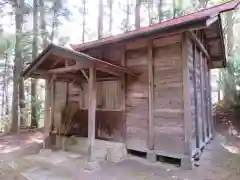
71, 0, 240, 51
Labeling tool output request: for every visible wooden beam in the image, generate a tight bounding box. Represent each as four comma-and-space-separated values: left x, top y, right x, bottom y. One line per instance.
203, 57, 210, 138
208, 70, 214, 136
148, 41, 154, 150
50, 79, 55, 133
88, 66, 97, 161
97, 77, 117, 82
188, 31, 210, 60
43, 78, 51, 149
181, 32, 192, 157
192, 43, 201, 149
96, 66, 122, 77
200, 52, 207, 142
48, 65, 82, 74
24, 51, 52, 79
206, 15, 218, 27
51, 45, 92, 67
121, 46, 126, 141
81, 69, 89, 81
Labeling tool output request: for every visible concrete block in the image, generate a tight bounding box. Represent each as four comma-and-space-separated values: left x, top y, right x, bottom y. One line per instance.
55, 136, 62, 149
83, 161, 100, 172
147, 152, 157, 163
106, 144, 127, 163
181, 157, 194, 170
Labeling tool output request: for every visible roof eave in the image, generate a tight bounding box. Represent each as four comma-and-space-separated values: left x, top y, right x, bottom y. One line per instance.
71, 17, 209, 52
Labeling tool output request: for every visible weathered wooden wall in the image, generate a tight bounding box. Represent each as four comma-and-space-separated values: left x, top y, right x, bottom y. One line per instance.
125, 48, 149, 152
153, 35, 185, 156
79, 81, 121, 109
50, 30, 213, 160
187, 38, 197, 150
52, 79, 123, 141
187, 31, 213, 155
122, 34, 186, 156
53, 82, 68, 132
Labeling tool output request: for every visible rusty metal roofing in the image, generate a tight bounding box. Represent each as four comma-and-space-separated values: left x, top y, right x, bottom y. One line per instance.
71, 0, 240, 51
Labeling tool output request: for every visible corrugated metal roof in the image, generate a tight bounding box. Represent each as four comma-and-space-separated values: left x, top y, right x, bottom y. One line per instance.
71, 0, 240, 51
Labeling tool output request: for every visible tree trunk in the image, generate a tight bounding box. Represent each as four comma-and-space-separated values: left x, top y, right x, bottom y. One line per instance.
50, 1, 57, 42
173, 0, 176, 18
30, 0, 38, 129
199, 0, 208, 8
82, 0, 86, 43
125, 0, 130, 32
19, 78, 25, 127
135, 0, 140, 29
224, 11, 234, 104
227, 12, 234, 57
158, 0, 163, 23
5, 81, 9, 115
98, 0, 103, 39
39, 0, 48, 47
148, 0, 153, 25
108, 0, 113, 35
1, 52, 7, 117
11, 0, 25, 133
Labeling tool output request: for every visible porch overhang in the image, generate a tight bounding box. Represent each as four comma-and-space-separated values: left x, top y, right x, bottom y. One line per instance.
21, 44, 137, 82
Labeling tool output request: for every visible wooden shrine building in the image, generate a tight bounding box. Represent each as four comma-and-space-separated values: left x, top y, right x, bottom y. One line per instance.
22, 0, 240, 169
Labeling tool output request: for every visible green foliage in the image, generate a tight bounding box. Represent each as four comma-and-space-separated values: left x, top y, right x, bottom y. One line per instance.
219, 49, 240, 105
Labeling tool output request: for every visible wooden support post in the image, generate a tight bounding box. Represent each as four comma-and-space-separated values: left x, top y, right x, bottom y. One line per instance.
188, 31, 210, 61
50, 80, 55, 134
208, 70, 214, 136
121, 46, 127, 141
192, 44, 200, 149
181, 32, 193, 169
148, 41, 154, 150
206, 69, 212, 137
200, 53, 207, 142
43, 78, 51, 149
88, 66, 97, 161
203, 57, 210, 138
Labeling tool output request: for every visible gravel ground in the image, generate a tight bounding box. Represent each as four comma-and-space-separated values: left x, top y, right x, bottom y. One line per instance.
1, 128, 240, 180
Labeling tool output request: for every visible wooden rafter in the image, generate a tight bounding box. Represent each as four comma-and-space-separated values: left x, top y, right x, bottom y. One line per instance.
188, 31, 210, 60
81, 69, 89, 81
47, 65, 82, 74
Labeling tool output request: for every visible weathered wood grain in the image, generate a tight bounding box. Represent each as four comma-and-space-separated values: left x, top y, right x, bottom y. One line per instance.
53, 82, 67, 132
126, 48, 149, 151
88, 66, 97, 161
153, 37, 184, 155
182, 33, 192, 156
148, 41, 154, 150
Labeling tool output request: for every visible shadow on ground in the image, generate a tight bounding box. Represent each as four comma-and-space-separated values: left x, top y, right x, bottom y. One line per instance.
1, 128, 240, 180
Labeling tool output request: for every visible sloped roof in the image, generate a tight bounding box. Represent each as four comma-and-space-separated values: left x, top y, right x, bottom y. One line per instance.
21, 44, 137, 80
71, 0, 240, 52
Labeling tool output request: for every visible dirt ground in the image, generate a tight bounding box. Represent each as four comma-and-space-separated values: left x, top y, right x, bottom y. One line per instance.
1, 126, 240, 180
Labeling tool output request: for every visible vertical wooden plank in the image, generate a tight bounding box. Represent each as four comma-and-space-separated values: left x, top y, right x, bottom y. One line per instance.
88, 66, 97, 161
200, 53, 207, 142
148, 40, 154, 150
192, 43, 200, 149
121, 46, 127, 141
50, 81, 55, 132
182, 33, 192, 156
44, 79, 51, 148
203, 57, 210, 137
206, 68, 212, 137
208, 70, 214, 136
65, 60, 69, 105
